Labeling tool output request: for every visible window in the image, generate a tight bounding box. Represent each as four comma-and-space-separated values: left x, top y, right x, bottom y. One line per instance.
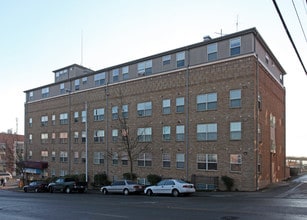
60, 132, 68, 144
74, 151, 79, 163
230, 38, 241, 56
138, 60, 152, 75
230, 154, 242, 171
41, 133, 48, 144
176, 51, 185, 67
112, 106, 118, 120
162, 153, 171, 168
82, 131, 86, 143
28, 91, 34, 101
59, 113, 68, 125
60, 83, 65, 94
52, 115, 56, 125
208, 43, 217, 61
112, 129, 118, 142
51, 151, 56, 162
82, 110, 86, 122
73, 131, 79, 143
93, 152, 104, 164
122, 66, 129, 80
176, 125, 185, 141
75, 79, 80, 90
197, 93, 217, 111
230, 122, 241, 140
138, 153, 152, 167
137, 101, 152, 117
41, 151, 48, 161
94, 108, 104, 121
41, 115, 48, 126
230, 89, 241, 108
112, 69, 119, 82
176, 97, 184, 113
82, 77, 87, 85
197, 154, 217, 170
28, 150, 32, 159
81, 151, 86, 163
122, 104, 128, 118
94, 72, 106, 86
41, 87, 49, 98
121, 154, 128, 166
94, 130, 104, 143
29, 134, 32, 144
162, 55, 171, 65
176, 153, 185, 169
51, 133, 56, 143
112, 152, 118, 165
162, 126, 171, 141
197, 123, 217, 141
74, 112, 78, 122
137, 127, 152, 142
29, 118, 33, 127
162, 99, 171, 114
60, 151, 68, 163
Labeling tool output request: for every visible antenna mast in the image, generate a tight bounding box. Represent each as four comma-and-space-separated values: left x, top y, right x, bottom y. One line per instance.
81, 30, 83, 66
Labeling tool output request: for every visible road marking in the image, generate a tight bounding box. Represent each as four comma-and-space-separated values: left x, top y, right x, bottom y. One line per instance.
73, 211, 128, 219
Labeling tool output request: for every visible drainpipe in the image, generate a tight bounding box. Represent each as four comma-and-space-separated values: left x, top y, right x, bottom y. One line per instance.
255, 54, 259, 191
185, 48, 190, 181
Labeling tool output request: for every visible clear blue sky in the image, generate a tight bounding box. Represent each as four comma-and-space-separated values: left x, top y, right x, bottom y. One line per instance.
0, 0, 306, 156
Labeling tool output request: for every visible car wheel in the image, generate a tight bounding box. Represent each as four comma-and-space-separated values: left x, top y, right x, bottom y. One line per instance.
172, 189, 180, 197
146, 189, 153, 196
102, 188, 108, 195
35, 188, 39, 193
65, 187, 71, 194
49, 187, 53, 193
123, 188, 129, 196
24, 188, 27, 193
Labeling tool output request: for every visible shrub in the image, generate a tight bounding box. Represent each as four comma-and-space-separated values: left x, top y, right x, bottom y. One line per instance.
147, 174, 162, 185
123, 172, 137, 180
221, 175, 234, 191
93, 173, 110, 186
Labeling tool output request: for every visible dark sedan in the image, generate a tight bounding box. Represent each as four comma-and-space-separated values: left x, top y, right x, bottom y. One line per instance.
23, 181, 48, 193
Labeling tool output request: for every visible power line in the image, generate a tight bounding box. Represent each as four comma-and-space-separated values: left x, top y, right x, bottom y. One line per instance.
292, 0, 307, 43
272, 0, 307, 75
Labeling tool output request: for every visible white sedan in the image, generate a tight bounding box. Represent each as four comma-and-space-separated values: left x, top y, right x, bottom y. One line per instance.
144, 179, 195, 197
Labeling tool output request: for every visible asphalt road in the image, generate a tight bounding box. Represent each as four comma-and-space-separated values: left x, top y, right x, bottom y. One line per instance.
0, 176, 307, 220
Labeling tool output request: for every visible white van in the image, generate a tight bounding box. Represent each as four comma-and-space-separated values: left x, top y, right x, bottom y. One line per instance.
0, 172, 12, 180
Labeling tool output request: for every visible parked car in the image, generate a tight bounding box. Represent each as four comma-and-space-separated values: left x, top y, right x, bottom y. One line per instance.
0, 171, 12, 180
144, 179, 195, 197
100, 180, 144, 195
48, 177, 88, 193
23, 181, 48, 193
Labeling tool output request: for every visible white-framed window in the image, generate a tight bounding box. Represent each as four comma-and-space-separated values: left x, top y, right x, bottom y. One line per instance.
41, 133, 48, 144
162, 153, 171, 168
122, 104, 128, 118
197, 123, 217, 141
41, 87, 49, 98
82, 131, 86, 143
176, 125, 185, 141
162, 99, 171, 114
162, 55, 171, 65
82, 110, 87, 123
122, 66, 129, 80
29, 118, 33, 127
138, 153, 152, 167
176, 51, 185, 67
94, 72, 106, 86
94, 108, 104, 121
138, 60, 152, 75
74, 151, 79, 163
112, 106, 118, 120
112, 129, 118, 142
75, 79, 80, 90
112, 152, 118, 165
28, 150, 32, 159
51, 151, 56, 162
137, 127, 152, 142
82, 77, 87, 84
162, 126, 171, 141
28, 91, 34, 100
112, 69, 119, 82
29, 134, 33, 144
60, 151, 68, 163
230, 122, 241, 140
60, 83, 65, 94
93, 152, 104, 164
51, 132, 56, 143
52, 114, 56, 125
207, 43, 217, 61
176, 97, 184, 113
230, 89, 241, 108
74, 112, 78, 122
176, 153, 185, 169
137, 101, 152, 117
59, 113, 68, 125
121, 153, 128, 166
197, 154, 217, 170
94, 130, 104, 143
81, 151, 86, 163
59, 132, 68, 144
41, 115, 48, 126
74, 131, 79, 143
197, 93, 217, 111
230, 154, 242, 171
230, 37, 241, 56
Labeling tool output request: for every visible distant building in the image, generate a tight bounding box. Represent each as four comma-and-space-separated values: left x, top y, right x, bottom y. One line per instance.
0, 132, 24, 176
24, 28, 286, 191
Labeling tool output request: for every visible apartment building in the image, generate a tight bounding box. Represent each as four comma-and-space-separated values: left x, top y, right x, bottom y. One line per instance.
24, 28, 286, 191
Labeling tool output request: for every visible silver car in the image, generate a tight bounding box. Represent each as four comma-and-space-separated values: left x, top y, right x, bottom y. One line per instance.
100, 180, 144, 195
144, 179, 195, 197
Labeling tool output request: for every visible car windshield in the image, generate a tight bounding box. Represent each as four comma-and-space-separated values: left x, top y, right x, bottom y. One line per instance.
126, 181, 137, 185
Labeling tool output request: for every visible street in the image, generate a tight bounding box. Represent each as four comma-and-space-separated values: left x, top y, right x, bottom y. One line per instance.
0, 176, 307, 220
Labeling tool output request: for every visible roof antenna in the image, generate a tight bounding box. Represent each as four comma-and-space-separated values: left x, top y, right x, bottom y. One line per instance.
81, 30, 83, 66
236, 15, 239, 32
